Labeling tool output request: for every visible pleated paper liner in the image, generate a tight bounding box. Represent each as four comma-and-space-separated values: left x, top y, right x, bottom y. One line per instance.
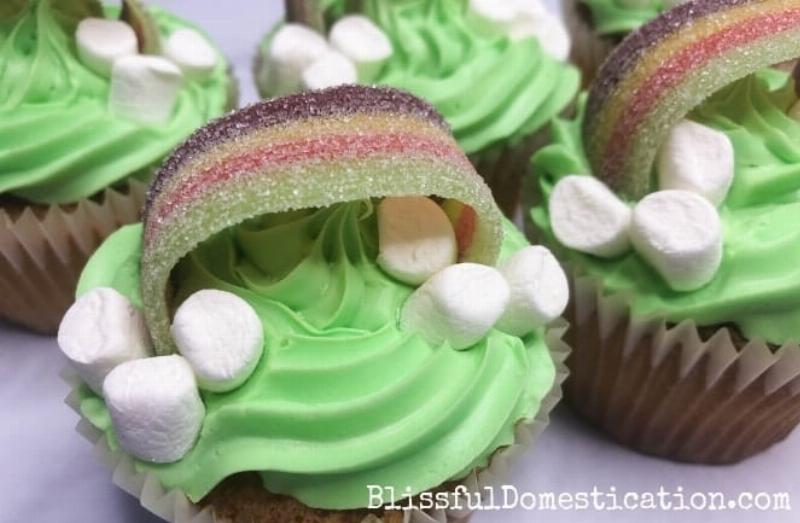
469, 130, 554, 221
563, 0, 621, 88
564, 272, 800, 464
62, 324, 570, 523
0, 180, 147, 334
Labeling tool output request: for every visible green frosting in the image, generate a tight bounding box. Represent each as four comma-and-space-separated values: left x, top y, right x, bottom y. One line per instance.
0, 1, 232, 204
77, 202, 555, 509
531, 73, 800, 346
580, 0, 663, 36
262, 0, 580, 155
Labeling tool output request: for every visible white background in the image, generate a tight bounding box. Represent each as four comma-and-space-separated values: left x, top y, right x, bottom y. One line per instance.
1, 1, 799, 522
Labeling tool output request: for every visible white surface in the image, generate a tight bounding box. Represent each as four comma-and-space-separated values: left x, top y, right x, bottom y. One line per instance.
1, 1, 800, 522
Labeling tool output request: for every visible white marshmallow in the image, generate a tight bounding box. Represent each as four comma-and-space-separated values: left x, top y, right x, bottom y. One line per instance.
109, 55, 183, 125
103, 355, 204, 463
377, 197, 458, 285
509, 10, 571, 60
301, 50, 358, 91
163, 28, 219, 82
467, 0, 570, 60
467, 0, 519, 37
496, 246, 569, 336
261, 23, 331, 97
630, 190, 723, 292
171, 290, 264, 392
329, 15, 393, 83
76, 18, 138, 77
401, 263, 510, 350
57, 288, 152, 395
657, 119, 735, 206
549, 175, 632, 258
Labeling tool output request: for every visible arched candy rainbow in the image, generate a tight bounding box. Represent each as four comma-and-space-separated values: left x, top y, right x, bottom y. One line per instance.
140, 85, 503, 354
584, 0, 800, 199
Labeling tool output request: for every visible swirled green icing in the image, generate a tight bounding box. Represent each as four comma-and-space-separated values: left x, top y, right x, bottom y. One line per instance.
531, 72, 800, 345
0, 2, 232, 204
580, 0, 663, 36
261, 0, 580, 155
77, 202, 555, 509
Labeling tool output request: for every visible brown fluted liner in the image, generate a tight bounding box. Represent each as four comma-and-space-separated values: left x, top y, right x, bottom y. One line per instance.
62, 325, 570, 523
0, 180, 147, 334
469, 129, 554, 220
563, 0, 621, 87
564, 274, 800, 464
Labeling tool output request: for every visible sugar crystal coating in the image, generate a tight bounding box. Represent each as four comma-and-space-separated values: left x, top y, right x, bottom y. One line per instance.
584, 0, 800, 199
141, 85, 502, 355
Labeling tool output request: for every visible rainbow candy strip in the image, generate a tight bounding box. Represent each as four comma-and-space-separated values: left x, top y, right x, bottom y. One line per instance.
584, 0, 800, 199
140, 85, 503, 354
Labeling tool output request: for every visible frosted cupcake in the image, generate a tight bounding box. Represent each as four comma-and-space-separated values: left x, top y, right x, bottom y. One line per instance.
58, 85, 570, 523
0, 0, 235, 333
530, 0, 800, 463
254, 0, 580, 217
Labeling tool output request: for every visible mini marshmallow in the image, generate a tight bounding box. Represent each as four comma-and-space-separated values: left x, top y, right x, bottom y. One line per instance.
171, 289, 264, 392
549, 175, 632, 258
57, 287, 152, 395
103, 355, 204, 463
163, 28, 218, 82
377, 196, 458, 285
301, 50, 358, 91
467, 0, 519, 37
509, 8, 571, 60
329, 15, 393, 83
467, 0, 570, 60
630, 190, 723, 292
496, 246, 569, 336
76, 18, 138, 77
110, 55, 183, 125
401, 263, 510, 350
657, 119, 735, 206
261, 23, 330, 97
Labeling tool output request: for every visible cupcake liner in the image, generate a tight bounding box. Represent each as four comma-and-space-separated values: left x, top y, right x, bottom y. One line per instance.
0, 180, 147, 334
62, 324, 570, 523
564, 271, 800, 464
0, 66, 238, 336
469, 129, 554, 220
563, 0, 620, 87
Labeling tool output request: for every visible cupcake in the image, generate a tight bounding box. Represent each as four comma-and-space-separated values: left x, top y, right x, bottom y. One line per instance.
58, 86, 569, 522
254, 0, 580, 217
529, 1, 800, 463
0, 0, 236, 333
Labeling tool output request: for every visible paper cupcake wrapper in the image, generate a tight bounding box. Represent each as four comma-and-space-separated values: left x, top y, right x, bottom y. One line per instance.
469, 131, 554, 221
0, 180, 147, 334
563, 0, 621, 87
62, 325, 570, 523
564, 272, 800, 464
